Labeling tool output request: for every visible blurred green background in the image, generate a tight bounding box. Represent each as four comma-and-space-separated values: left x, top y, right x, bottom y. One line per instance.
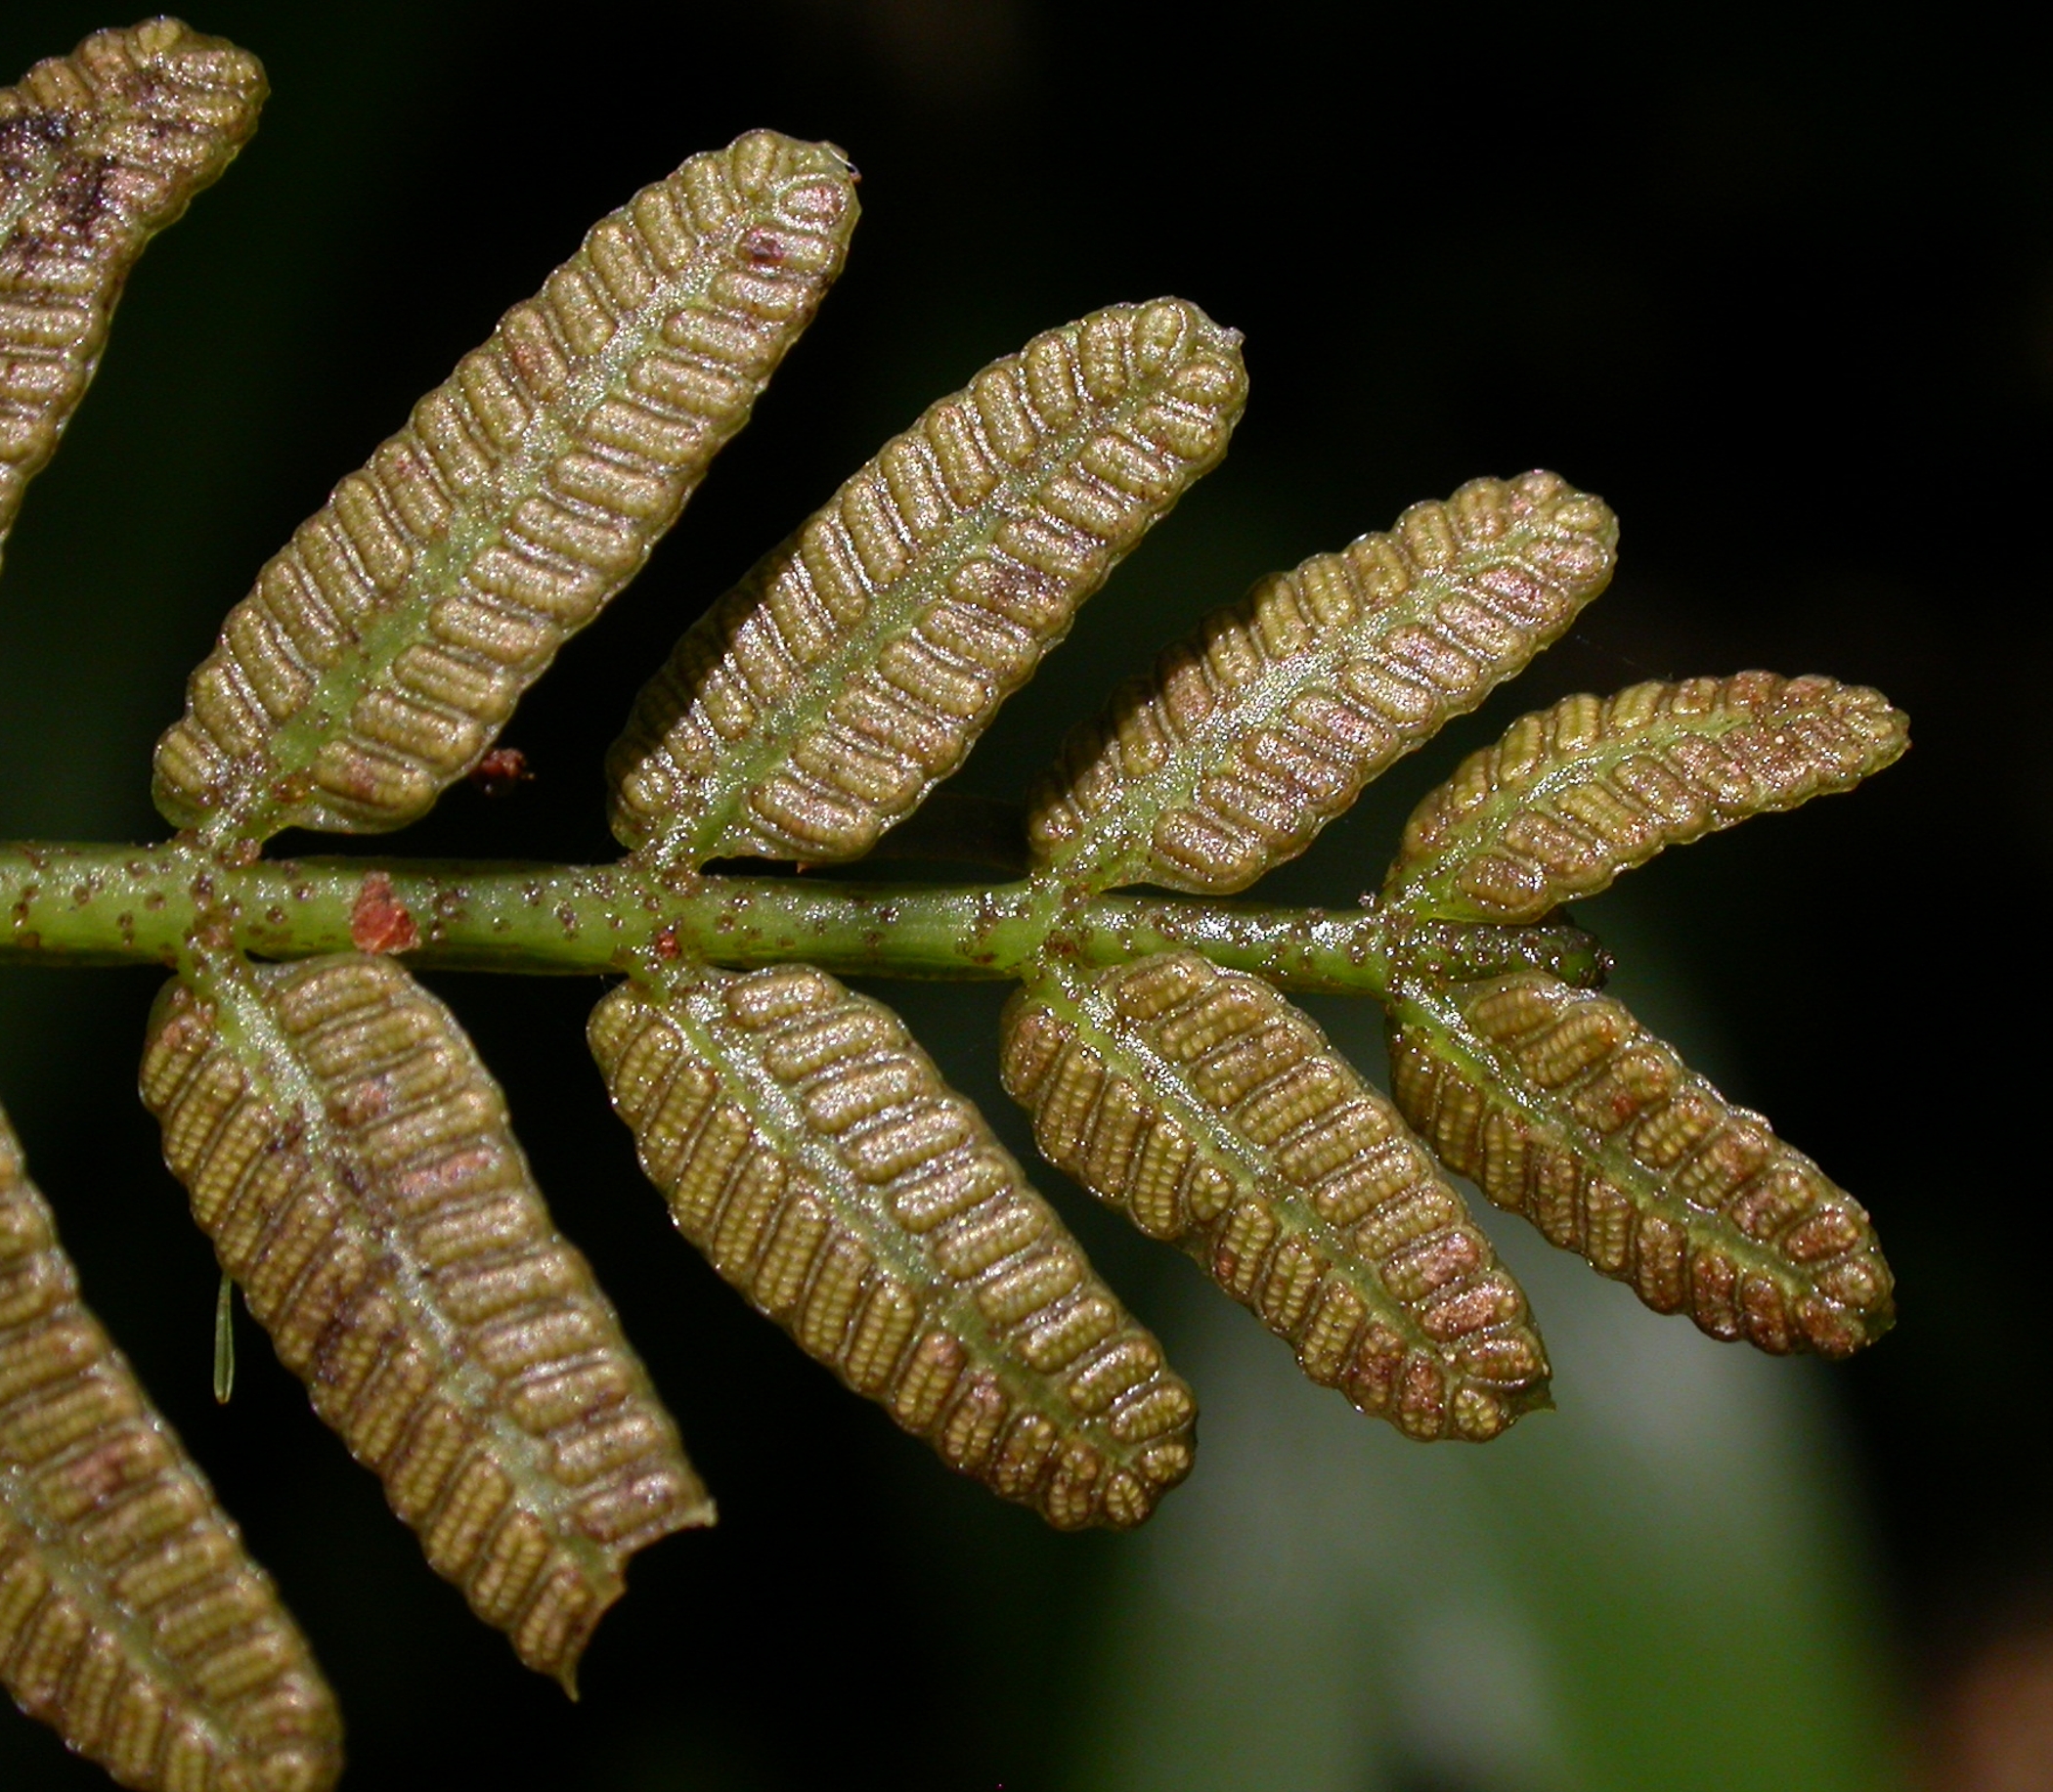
3, 4, 2042, 1787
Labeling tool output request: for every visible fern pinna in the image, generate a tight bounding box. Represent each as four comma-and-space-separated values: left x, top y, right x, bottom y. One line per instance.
1, 21, 1903, 1789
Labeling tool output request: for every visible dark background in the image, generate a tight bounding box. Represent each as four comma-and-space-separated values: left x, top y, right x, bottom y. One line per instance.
2, 5, 2045, 1788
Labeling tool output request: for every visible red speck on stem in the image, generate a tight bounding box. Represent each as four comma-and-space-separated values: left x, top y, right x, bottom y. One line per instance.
469, 747, 533, 797
350, 872, 419, 954
653, 925, 681, 962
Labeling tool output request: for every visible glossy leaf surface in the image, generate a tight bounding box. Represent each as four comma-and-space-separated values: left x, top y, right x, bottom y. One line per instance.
1, 1109, 340, 1792
590, 964, 1197, 1528
153, 129, 857, 840
1387, 971, 1894, 1357
1384, 673, 1908, 922
607, 298, 1246, 865
1002, 951, 1549, 1441
139, 954, 711, 1687
1029, 472, 1617, 893
0, 21, 265, 571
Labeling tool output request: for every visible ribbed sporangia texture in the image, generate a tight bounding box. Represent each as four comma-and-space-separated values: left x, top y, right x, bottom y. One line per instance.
1383, 673, 1909, 923
0, 20, 264, 566
1001, 952, 1549, 1442
137, 955, 711, 1686
1386, 972, 1894, 1358
1028, 472, 1619, 894
606, 297, 1248, 866
588, 965, 1198, 1528
0, 1111, 341, 1792
153, 129, 858, 841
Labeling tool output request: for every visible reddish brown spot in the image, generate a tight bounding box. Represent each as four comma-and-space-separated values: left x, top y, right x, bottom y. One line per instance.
1397, 1353, 1448, 1434
1209, 1238, 1243, 1287
322, 751, 386, 803
653, 925, 680, 962
1461, 1333, 1549, 1386
1343, 1325, 1405, 1414
1391, 1228, 1484, 1296
1418, 1281, 1505, 1342
469, 747, 534, 797
395, 1146, 501, 1203
1738, 1272, 1794, 1354
1688, 1246, 1743, 1340
350, 871, 419, 954
329, 1076, 392, 1127
1783, 1206, 1862, 1264
739, 226, 786, 268
1797, 1297, 1861, 1359
57, 1431, 152, 1513
161, 1007, 208, 1051
785, 172, 854, 222
503, 325, 558, 393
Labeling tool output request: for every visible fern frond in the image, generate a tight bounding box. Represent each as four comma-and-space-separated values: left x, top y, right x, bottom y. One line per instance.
0, 21, 265, 571
0, 1109, 341, 1792
1028, 472, 1617, 893
590, 964, 1197, 1528
152, 130, 858, 842
1387, 972, 1894, 1357
1384, 673, 1908, 922
606, 298, 1247, 865
139, 954, 711, 1688
1002, 952, 1549, 1441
